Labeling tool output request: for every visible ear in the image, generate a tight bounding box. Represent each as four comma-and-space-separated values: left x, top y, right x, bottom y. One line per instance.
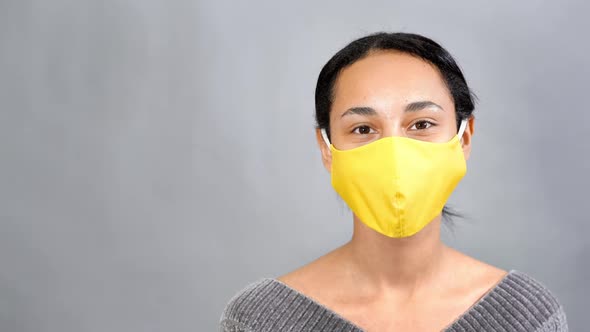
460, 116, 475, 160
315, 128, 332, 173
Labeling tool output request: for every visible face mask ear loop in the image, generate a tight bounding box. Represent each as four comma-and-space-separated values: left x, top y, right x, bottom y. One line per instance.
320, 128, 331, 150
458, 119, 467, 145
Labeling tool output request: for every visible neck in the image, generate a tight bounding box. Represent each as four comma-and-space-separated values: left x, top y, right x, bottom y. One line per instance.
344, 213, 448, 289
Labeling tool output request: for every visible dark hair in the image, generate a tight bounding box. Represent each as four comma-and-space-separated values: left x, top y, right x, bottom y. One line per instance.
314, 32, 477, 224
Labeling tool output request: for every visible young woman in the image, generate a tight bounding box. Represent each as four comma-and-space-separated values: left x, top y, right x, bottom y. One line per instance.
219, 32, 568, 332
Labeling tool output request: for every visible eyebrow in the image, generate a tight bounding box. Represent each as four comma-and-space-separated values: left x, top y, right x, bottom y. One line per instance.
404, 100, 445, 112
340, 101, 444, 118
340, 107, 377, 118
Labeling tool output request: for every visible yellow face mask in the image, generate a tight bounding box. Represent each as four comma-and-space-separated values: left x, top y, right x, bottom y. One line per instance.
321, 120, 467, 238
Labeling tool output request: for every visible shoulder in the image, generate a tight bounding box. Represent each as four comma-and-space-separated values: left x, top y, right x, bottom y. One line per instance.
219, 276, 358, 332
451, 269, 568, 332
220, 278, 319, 332
500, 270, 565, 314
448, 248, 568, 329
501, 270, 568, 329
219, 278, 276, 331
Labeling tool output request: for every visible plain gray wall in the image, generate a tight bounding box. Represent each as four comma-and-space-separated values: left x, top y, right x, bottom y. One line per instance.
1, 0, 588, 331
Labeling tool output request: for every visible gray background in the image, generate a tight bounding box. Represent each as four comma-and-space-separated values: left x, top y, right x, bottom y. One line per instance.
1, 0, 588, 331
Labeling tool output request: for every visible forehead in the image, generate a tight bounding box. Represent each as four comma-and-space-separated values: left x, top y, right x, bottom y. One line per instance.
332, 51, 453, 113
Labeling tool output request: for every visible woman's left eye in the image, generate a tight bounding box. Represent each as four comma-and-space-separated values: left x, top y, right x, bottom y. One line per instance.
352, 125, 375, 135
410, 120, 434, 130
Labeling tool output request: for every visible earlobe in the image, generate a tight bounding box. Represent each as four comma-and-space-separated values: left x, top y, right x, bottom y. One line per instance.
324, 152, 332, 173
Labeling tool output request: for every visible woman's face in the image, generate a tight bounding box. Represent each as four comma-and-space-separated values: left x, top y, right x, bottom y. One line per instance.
316, 50, 474, 170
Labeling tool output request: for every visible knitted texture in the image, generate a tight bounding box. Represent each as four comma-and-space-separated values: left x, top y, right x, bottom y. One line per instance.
220, 270, 568, 331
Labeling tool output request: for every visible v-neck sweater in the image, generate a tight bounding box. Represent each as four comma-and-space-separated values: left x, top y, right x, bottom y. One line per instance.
219, 270, 568, 331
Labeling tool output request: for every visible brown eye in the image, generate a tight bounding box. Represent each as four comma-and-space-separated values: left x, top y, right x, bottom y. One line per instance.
352, 125, 375, 135
410, 120, 434, 130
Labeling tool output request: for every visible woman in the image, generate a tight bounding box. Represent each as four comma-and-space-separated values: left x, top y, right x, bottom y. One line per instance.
219, 32, 568, 332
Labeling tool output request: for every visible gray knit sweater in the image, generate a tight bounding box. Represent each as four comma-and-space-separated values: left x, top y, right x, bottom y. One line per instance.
219, 270, 568, 331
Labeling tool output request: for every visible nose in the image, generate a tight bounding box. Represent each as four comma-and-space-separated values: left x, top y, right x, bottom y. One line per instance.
380, 121, 406, 138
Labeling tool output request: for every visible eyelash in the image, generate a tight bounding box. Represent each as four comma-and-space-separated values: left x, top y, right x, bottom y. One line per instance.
351, 125, 376, 135
409, 120, 436, 130
351, 120, 436, 135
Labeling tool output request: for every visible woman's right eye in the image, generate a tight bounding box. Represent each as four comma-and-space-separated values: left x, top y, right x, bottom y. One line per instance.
352, 125, 375, 135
